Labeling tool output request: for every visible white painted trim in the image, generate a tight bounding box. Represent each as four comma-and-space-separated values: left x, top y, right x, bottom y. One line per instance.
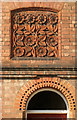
25, 88, 69, 119
27, 110, 68, 113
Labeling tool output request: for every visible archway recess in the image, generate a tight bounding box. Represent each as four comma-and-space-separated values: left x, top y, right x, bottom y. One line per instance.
27, 89, 67, 110
26, 88, 69, 119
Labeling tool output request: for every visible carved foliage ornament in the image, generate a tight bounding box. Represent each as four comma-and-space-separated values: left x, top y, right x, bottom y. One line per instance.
11, 10, 58, 58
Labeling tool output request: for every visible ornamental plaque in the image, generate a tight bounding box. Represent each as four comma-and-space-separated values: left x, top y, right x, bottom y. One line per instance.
11, 8, 59, 59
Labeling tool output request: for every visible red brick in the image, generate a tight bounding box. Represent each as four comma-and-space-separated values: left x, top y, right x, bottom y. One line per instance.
1, 2, 76, 119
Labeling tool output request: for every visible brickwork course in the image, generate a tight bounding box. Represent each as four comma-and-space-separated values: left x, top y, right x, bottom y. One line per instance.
0, 1, 77, 119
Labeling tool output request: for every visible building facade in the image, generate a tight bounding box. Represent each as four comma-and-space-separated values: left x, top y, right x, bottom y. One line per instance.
0, 1, 77, 120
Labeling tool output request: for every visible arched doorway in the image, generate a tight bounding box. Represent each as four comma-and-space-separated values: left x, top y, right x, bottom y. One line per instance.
26, 88, 69, 120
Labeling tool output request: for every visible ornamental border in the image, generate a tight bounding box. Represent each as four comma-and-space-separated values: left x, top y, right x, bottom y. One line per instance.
14, 77, 76, 111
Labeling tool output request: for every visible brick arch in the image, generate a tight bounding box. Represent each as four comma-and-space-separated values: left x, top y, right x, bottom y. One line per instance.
15, 77, 76, 111
5, 2, 64, 11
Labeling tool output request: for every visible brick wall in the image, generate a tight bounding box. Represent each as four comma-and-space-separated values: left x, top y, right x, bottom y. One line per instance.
1, 1, 77, 119
1, 2, 76, 68
0, 1, 2, 120
2, 78, 76, 118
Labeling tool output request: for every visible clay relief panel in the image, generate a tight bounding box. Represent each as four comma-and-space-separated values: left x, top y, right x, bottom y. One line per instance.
11, 9, 59, 59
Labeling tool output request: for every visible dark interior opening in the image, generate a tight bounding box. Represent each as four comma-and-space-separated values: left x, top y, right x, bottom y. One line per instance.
27, 90, 67, 110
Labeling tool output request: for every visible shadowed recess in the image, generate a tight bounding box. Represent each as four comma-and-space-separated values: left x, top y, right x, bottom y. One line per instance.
27, 91, 67, 110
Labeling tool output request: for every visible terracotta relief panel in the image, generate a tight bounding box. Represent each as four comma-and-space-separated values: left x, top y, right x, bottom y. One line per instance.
11, 8, 60, 59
